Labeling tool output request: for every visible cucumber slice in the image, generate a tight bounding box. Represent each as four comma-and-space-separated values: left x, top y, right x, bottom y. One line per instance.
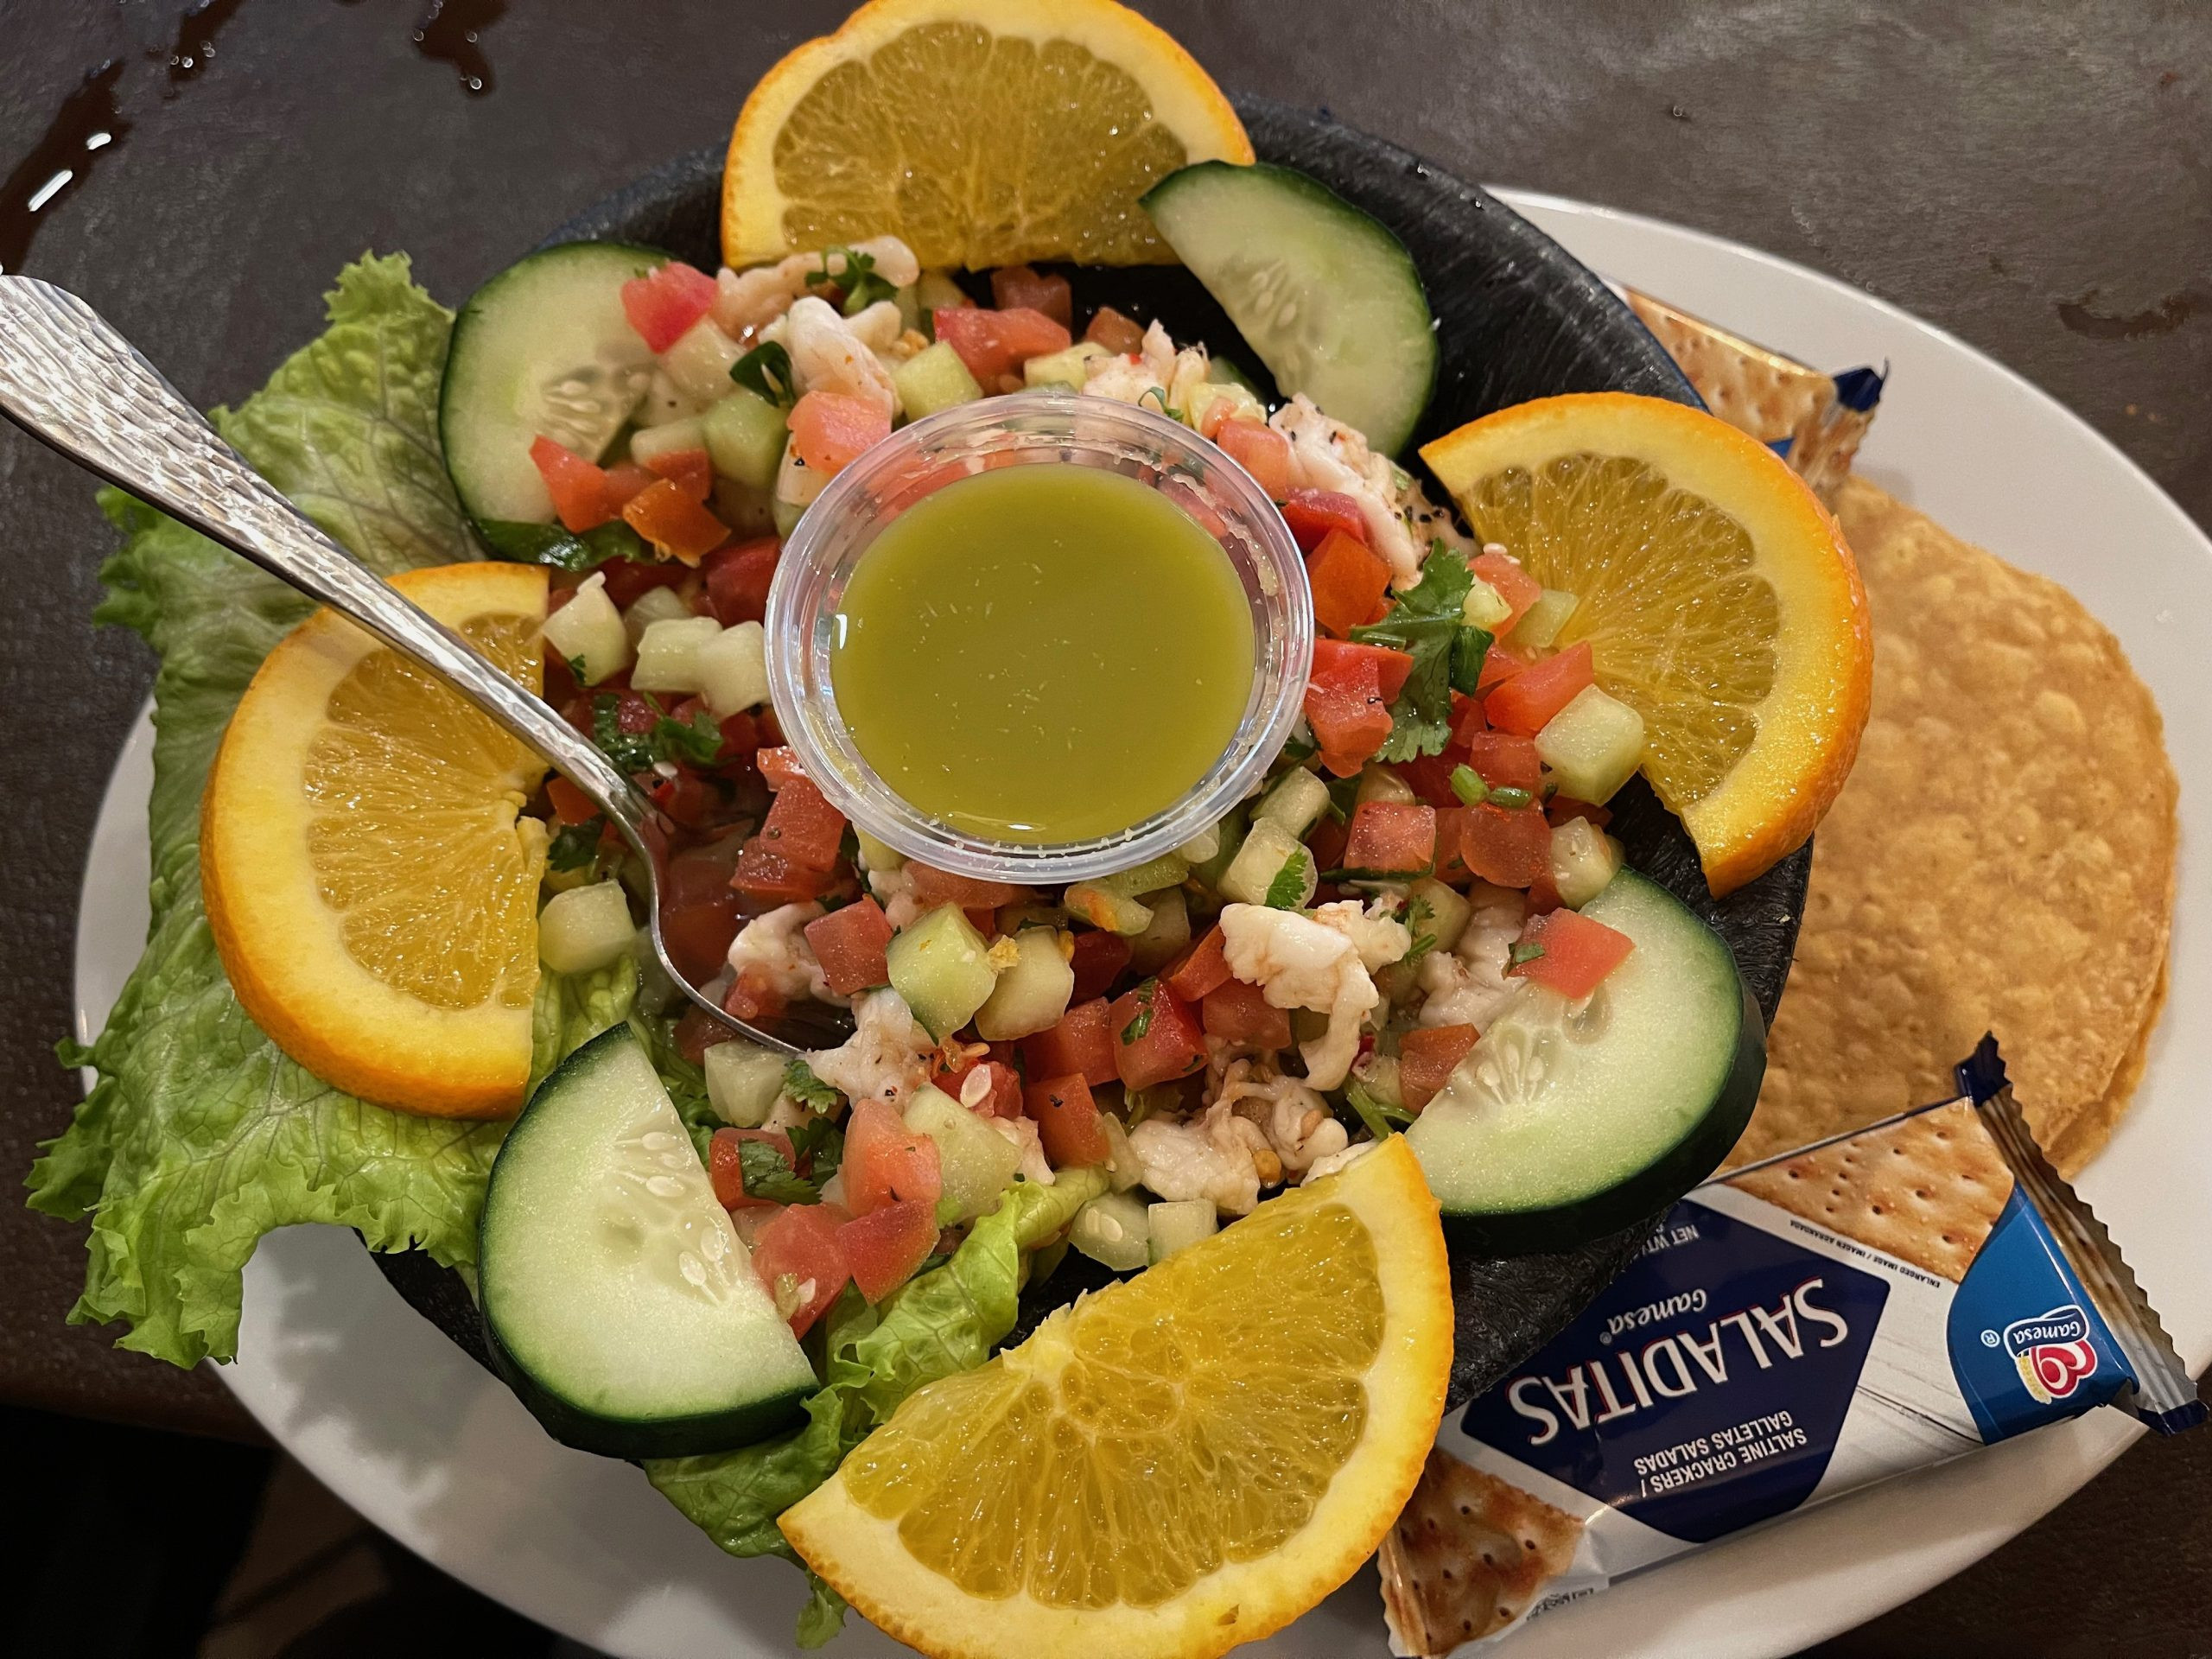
1142, 162, 1437, 454
479, 1027, 816, 1459
442, 242, 664, 527
1404, 870, 1764, 1255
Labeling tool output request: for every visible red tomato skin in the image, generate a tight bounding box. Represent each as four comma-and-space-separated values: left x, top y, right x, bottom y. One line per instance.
1108, 983, 1208, 1090
730, 838, 831, 906
529, 436, 615, 532
1458, 802, 1554, 888
1464, 731, 1543, 790
645, 447, 715, 502
545, 775, 597, 824
989, 265, 1074, 329
1344, 801, 1438, 874
1451, 691, 1489, 745
1279, 488, 1368, 552
724, 963, 788, 1023
1313, 638, 1416, 702
1163, 925, 1232, 1001
907, 863, 1027, 910
1486, 641, 1596, 737
1430, 807, 1472, 884
843, 1100, 944, 1215
1399, 1024, 1480, 1110
804, 898, 893, 996
1306, 529, 1393, 639
788, 390, 893, 476
620, 262, 719, 353
1201, 978, 1293, 1049
839, 1199, 939, 1302
1477, 643, 1530, 691
757, 775, 848, 873
709, 1127, 797, 1210
1068, 930, 1132, 1002
1511, 906, 1635, 998
702, 537, 782, 626
1083, 305, 1146, 355
1020, 998, 1118, 1088
1303, 647, 1395, 774
932, 305, 1072, 382
1471, 550, 1543, 632
750, 1204, 849, 1336
755, 746, 807, 791
1214, 420, 1294, 499
621, 478, 729, 563
1022, 1072, 1112, 1167
595, 556, 687, 610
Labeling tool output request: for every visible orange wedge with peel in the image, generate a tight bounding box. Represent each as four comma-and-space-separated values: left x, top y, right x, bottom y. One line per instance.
781, 1135, 1451, 1659
202, 562, 551, 1118
1421, 392, 1872, 895
722, 0, 1253, 270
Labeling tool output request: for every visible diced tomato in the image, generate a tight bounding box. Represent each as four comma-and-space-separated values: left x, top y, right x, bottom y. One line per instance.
620, 261, 719, 353
602, 461, 655, 511
1477, 643, 1530, 691
1083, 304, 1145, 355
931, 305, 1072, 383
989, 265, 1074, 329
1458, 802, 1554, 889
750, 1203, 849, 1337
529, 436, 615, 533
724, 963, 788, 1023
1511, 906, 1635, 999
1399, 1024, 1480, 1111
660, 880, 743, 984
1214, 419, 1294, 499
942, 1056, 1023, 1120
788, 390, 893, 478
1306, 811, 1350, 877
1526, 865, 1563, 917
1431, 807, 1471, 883
1305, 641, 1404, 774
1451, 691, 1488, 745
1548, 796, 1612, 829
1313, 638, 1416, 702
715, 709, 762, 762
1022, 1071, 1112, 1167
1021, 997, 1117, 1088
622, 478, 729, 563
756, 746, 807, 791
1280, 488, 1367, 552
1486, 641, 1595, 737
650, 768, 717, 830
595, 556, 686, 610
1464, 730, 1542, 791
839, 1198, 939, 1302
545, 775, 597, 825
1305, 529, 1393, 639
1068, 930, 1132, 1003
702, 536, 781, 626
1108, 982, 1207, 1090
1344, 801, 1437, 874
804, 897, 893, 995
673, 1003, 726, 1065
644, 446, 714, 502
1395, 752, 1464, 807
709, 1127, 797, 1210
730, 838, 831, 906
1201, 978, 1292, 1049
843, 1100, 943, 1216
757, 775, 848, 872
906, 863, 1026, 910
1163, 925, 1231, 1001
1471, 550, 1543, 632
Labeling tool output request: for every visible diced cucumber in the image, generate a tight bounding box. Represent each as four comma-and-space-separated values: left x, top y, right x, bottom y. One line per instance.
442, 242, 662, 527
621, 582, 694, 645
886, 905, 997, 1040
1220, 817, 1312, 906
1175, 822, 1224, 865
1255, 767, 1330, 837
662, 317, 744, 405
1511, 588, 1580, 651
1142, 162, 1437, 454
627, 415, 706, 468
1098, 1113, 1145, 1193
1023, 341, 1108, 391
639, 366, 706, 427
904, 1084, 1024, 1224
702, 389, 790, 491
1188, 805, 1248, 893
1185, 378, 1266, 435
697, 620, 770, 716
537, 880, 635, 974
893, 340, 984, 420
1404, 870, 1764, 1254
1550, 819, 1624, 908
478, 1027, 815, 1458
540, 570, 630, 684
914, 269, 969, 316
975, 928, 1075, 1041
1065, 881, 1154, 936
1408, 875, 1471, 954
1147, 1198, 1217, 1263
1535, 683, 1646, 804
1462, 577, 1512, 632
703, 1038, 785, 1128
1069, 1191, 1151, 1273
774, 441, 823, 537
631, 615, 723, 696
1356, 765, 1415, 806
1128, 886, 1192, 975
853, 828, 905, 873
1096, 853, 1192, 899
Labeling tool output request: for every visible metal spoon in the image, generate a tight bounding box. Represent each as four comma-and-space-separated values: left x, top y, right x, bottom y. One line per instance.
0, 274, 852, 1056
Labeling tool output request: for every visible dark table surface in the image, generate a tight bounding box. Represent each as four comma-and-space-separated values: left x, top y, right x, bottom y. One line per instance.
3, 2, 2206, 1652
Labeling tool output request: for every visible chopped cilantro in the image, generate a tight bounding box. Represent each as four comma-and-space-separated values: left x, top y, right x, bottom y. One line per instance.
1343, 1078, 1413, 1141
1402, 893, 1439, 967
1352, 543, 1492, 761
786, 1110, 844, 1185
593, 692, 728, 775
731, 339, 796, 408
1324, 773, 1363, 825
592, 694, 662, 775
784, 1057, 841, 1112
811, 246, 898, 316
1488, 785, 1534, 810
1449, 765, 1490, 807
1119, 981, 1157, 1045
1510, 940, 1547, 967
564, 652, 589, 685
1263, 849, 1311, 909
476, 517, 652, 573
738, 1137, 818, 1205
546, 818, 603, 872
655, 708, 727, 767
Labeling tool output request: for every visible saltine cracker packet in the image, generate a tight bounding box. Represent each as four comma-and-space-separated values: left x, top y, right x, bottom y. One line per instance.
1379, 1039, 2202, 1655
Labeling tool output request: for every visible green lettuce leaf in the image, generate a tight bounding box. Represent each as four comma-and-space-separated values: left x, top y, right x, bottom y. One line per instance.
645, 1170, 1105, 1641
531, 954, 640, 1094
23, 254, 524, 1367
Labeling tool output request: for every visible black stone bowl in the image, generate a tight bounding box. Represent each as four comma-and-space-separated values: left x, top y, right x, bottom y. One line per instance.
373, 96, 1810, 1410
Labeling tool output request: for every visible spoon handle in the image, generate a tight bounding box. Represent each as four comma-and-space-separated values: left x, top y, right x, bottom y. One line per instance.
0, 273, 651, 840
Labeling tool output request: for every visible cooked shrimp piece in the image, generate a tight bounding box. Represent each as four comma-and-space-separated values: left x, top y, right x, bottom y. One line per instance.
783, 296, 899, 417
711, 236, 921, 338
807, 988, 933, 1109
1217, 900, 1408, 1089
727, 903, 846, 1007
1270, 395, 1421, 584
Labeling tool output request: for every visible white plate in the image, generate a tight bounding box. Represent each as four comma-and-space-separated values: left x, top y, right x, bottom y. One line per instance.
73, 192, 2211, 1659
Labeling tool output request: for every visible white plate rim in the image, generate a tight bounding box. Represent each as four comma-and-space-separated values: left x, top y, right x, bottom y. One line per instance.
67, 188, 2211, 1659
